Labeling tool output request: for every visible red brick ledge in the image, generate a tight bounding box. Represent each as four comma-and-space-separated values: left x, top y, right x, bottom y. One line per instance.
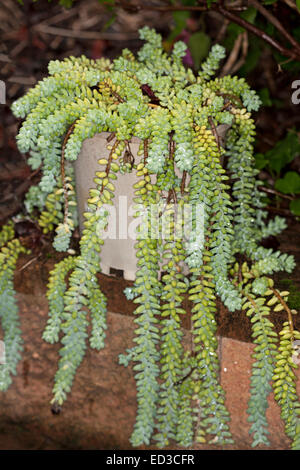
0, 291, 298, 450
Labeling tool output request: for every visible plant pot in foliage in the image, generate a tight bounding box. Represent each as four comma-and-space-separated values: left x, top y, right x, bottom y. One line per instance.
1, 27, 299, 449
74, 132, 142, 281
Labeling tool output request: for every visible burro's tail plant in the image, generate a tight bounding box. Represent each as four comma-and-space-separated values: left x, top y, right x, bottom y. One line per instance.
1, 26, 299, 449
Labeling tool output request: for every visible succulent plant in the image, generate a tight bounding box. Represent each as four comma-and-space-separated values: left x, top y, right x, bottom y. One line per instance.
0, 26, 298, 449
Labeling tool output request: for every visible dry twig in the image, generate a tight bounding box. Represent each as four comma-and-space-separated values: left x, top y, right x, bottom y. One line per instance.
220, 32, 244, 77
33, 24, 139, 41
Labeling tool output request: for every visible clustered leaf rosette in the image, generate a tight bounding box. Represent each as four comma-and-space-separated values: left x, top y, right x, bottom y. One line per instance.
8, 26, 300, 449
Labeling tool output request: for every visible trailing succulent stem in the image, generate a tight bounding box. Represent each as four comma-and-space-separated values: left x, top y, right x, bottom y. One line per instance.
0, 223, 28, 390
3, 26, 299, 449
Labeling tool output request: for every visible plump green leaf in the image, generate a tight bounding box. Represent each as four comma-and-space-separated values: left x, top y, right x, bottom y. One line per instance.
262, 130, 300, 175
188, 31, 211, 70
255, 152, 268, 170
258, 88, 272, 107
275, 172, 300, 195
290, 198, 300, 216
167, 11, 190, 43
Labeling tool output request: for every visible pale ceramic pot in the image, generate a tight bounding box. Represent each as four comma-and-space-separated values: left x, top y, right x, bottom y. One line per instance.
74, 132, 143, 281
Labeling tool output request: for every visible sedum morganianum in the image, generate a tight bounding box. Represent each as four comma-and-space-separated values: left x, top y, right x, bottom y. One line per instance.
1, 26, 298, 449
